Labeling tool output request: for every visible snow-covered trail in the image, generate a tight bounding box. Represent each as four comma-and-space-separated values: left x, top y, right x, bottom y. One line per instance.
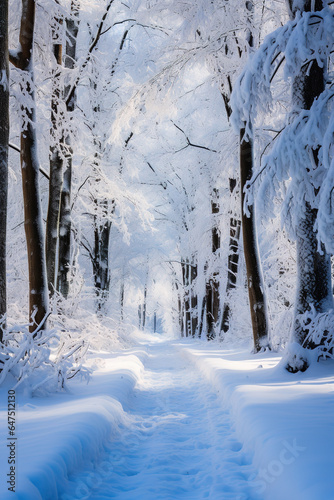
62, 340, 259, 500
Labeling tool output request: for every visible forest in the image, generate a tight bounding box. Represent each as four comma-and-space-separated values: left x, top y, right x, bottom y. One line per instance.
1, 0, 334, 387
1, 1, 334, 499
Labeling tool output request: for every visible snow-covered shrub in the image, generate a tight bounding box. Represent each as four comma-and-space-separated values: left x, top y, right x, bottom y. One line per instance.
0, 318, 90, 396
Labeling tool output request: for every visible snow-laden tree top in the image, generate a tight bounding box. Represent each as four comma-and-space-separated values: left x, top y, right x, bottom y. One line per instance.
231, 6, 334, 252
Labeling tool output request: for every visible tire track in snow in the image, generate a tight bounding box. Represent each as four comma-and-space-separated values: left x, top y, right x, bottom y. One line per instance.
61, 342, 260, 500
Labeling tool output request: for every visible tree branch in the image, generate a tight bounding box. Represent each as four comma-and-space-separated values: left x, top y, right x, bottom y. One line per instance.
9, 143, 49, 179
270, 55, 285, 83
173, 122, 217, 153
65, 0, 115, 107
8, 49, 24, 69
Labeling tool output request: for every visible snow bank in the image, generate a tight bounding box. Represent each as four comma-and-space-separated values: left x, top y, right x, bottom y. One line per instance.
181, 343, 334, 500
0, 350, 147, 499
1, 339, 332, 500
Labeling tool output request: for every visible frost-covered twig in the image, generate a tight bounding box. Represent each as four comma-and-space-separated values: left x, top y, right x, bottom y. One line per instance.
0, 318, 91, 395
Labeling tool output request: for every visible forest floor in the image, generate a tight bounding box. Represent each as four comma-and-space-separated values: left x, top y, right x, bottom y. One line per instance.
1, 332, 334, 500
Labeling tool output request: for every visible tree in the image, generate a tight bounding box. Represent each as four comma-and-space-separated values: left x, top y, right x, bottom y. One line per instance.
56, 0, 119, 300
239, 0, 270, 351
0, 0, 9, 340
219, 0, 270, 350
146, 0, 270, 348
206, 189, 220, 339
221, 179, 241, 334
87, 28, 130, 312
46, 13, 64, 295
287, 0, 332, 370
57, 0, 80, 298
231, 0, 334, 367
240, 124, 269, 351
9, 0, 48, 332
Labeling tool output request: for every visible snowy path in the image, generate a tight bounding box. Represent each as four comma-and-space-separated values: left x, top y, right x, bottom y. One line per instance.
1, 338, 333, 500
61, 341, 258, 500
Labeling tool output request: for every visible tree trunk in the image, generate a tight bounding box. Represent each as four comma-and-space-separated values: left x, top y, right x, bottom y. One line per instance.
142, 284, 147, 330
21, 121, 49, 332
240, 129, 269, 351
9, 0, 49, 332
46, 33, 63, 294
221, 178, 241, 333
181, 258, 198, 336
181, 258, 190, 337
57, 1, 79, 298
181, 299, 185, 337
289, 0, 333, 357
138, 304, 142, 329
57, 161, 71, 297
198, 294, 206, 339
0, 0, 9, 339
239, 0, 269, 350
190, 260, 198, 336
93, 199, 112, 311
206, 277, 219, 339
138, 290, 148, 331
173, 279, 183, 336
294, 203, 332, 347
206, 190, 220, 339
120, 277, 124, 322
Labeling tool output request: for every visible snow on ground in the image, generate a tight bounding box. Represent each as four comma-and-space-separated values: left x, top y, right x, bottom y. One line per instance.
1, 333, 334, 500
182, 341, 334, 500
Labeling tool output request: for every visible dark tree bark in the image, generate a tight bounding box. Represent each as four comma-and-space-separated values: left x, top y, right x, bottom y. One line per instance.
173, 278, 183, 336
153, 311, 157, 333
142, 284, 147, 330
58, 1, 116, 300
181, 258, 198, 336
46, 26, 63, 295
206, 278, 219, 340
90, 29, 130, 309
220, 78, 242, 336
138, 304, 142, 329
10, 0, 48, 332
198, 294, 206, 338
120, 278, 124, 322
181, 258, 190, 336
238, 0, 269, 352
0, 0, 9, 339
206, 189, 220, 339
240, 129, 269, 351
294, 203, 332, 348
137, 286, 148, 331
89, 83, 112, 311
57, 161, 71, 297
180, 299, 185, 337
221, 178, 241, 333
57, 1, 79, 298
190, 261, 198, 336
288, 0, 333, 364
93, 199, 112, 311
